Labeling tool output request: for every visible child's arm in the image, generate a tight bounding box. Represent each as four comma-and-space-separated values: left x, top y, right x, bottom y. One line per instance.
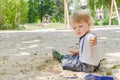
89, 36, 97, 57
69, 36, 97, 56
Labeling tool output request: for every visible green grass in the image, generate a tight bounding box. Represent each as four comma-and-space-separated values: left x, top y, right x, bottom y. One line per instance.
40, 23, 66, 29
24, 23, 67, 30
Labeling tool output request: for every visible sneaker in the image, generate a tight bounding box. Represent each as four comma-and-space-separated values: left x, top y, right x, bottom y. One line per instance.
52, 50, 64, 62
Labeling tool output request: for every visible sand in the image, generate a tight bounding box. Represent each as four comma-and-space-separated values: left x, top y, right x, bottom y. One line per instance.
0, 26, 120, 80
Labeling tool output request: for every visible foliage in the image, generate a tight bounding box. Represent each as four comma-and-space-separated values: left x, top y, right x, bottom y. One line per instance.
1, 0, 120, 30
37, 0, 56, 22
27, 0, 64, 23
88, 0, 96, 19
116, 0, 120, 8
0, 0, 28, 30
28, 0, 37, 23
52, 0, 64, 23
94, 15, 118, 25
20, 0, 29, 24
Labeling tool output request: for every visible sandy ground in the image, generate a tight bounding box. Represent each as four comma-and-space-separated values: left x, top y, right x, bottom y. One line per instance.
0, 26, 120, 80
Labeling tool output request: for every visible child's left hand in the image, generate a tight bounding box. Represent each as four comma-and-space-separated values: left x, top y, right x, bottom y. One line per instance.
69, 51, 79, 56
89, 36, 97, 47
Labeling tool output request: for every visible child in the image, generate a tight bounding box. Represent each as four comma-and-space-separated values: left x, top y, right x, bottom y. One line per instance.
52, 10, 101, 72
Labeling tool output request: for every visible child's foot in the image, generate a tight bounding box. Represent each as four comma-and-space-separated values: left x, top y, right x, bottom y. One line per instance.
52, 50, 64, 62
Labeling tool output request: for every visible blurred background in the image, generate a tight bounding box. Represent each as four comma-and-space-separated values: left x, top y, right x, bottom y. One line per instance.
0, 0, 120, 30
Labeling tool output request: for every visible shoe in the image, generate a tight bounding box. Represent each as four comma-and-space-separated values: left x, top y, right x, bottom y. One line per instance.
52, 50, 64, 62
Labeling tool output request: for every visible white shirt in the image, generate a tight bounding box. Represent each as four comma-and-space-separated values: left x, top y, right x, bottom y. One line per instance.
79, 33, 101, 66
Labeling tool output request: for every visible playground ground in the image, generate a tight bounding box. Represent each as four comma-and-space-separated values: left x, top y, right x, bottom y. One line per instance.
0, 26, 120, 80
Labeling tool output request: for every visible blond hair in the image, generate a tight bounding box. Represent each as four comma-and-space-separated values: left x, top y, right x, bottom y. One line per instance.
70, 10, 93, 27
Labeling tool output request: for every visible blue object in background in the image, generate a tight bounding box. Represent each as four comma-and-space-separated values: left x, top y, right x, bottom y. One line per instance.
101, 76, 114, 80
84, 74, 114, 80
84, 74, 101, 80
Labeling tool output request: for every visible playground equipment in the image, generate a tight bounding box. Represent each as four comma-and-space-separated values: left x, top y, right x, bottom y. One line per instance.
64, 0, 120, 26
64, 0, 69, 27
94, 0, 104, 20
42, 14, 50, 23
109, 0, 120, 25
94, 0, 120, 25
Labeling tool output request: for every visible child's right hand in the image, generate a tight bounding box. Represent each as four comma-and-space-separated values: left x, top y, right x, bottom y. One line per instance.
69, 51, 79, 56
89, 36, 97, 47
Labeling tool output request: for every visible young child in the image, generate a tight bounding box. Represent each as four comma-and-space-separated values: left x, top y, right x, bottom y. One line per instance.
52, 10, 101, 72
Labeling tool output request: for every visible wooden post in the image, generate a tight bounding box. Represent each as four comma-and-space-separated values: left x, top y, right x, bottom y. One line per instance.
64, 0, 69, 27
109, 0, 114, 25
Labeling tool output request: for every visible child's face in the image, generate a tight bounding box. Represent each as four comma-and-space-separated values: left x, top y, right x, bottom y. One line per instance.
72, 21, 90, 37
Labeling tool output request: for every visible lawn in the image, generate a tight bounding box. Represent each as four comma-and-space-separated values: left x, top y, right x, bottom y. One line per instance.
23, 23, 67, 30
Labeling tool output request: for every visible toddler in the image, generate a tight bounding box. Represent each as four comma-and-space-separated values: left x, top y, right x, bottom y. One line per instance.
52, 10, 101, 72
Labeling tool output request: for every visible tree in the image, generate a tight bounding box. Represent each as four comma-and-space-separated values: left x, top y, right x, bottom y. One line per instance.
52, 0, 64, 22
37, 0, 55, 22
28, 0, 37, 23
37, 0, 64, 22
27, 0, 64, 23
0, 0, 28, 30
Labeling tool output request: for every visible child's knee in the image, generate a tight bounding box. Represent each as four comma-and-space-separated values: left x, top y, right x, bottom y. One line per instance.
61, 62, 67, 68
61, 62, 72, 69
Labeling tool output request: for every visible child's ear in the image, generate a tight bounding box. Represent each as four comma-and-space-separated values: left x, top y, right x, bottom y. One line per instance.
88, 21, 92, 27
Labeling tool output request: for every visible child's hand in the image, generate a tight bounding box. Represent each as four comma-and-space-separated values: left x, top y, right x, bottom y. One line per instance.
69, 51, 79, 56
89, 36, 97, 47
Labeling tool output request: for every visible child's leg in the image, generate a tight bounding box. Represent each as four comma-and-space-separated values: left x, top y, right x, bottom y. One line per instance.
61, 55, 83, 72
63, 54, 72, 59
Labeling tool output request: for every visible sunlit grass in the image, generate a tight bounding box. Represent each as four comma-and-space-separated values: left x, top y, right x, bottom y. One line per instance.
40, 23, 66, 29
24, 23, 67, 30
